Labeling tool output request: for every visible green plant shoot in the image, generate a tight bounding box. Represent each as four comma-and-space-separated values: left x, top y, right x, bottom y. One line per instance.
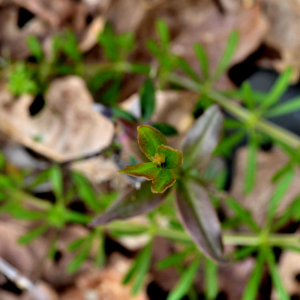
119, 125, 182, 193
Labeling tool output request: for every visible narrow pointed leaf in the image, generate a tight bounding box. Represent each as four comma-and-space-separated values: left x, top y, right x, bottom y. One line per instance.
156, 19, 170, 50
226, 197, 260, 232
242, 251, 265, 300
151, 169, 176, 193
90, 181, 165, 226
152, 122, 178, 136
176, 180, 225, 262
183, 105, 223, 169
204, 258, 219, 300
138, 125, 167, 160
26, 36, 43, 62
18, 224, 48, 245
265, 248, 290, 300
140, 78, 155, 121
244, 133, 257, 194
157, 249, 192, 270
241, 81, 254, 110
132, 241, 153, 295
260, 66, 293, 110
167, 257, 201, 300
72, 171, 99, 211
267, 168, 294, 225
157, 145, 183, 169
177, 57, 200, 82
194, 43, 210, 80
264, 96, 300, 118
49, 165, 63, 200
213, 30, 239, 82
119, 162, 161, 179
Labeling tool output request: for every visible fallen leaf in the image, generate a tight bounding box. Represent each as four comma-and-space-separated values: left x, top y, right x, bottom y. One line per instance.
0, 76, 114, 162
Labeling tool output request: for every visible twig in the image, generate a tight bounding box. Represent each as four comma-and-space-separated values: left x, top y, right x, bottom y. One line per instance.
0, 257, 34, 291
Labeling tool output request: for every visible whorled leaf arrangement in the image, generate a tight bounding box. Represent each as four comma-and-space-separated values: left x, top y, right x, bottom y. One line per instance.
91, 105, 226, 263
119, 125, 182, 193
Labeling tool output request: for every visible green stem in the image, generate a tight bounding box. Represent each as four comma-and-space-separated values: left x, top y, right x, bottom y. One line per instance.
105, 220, 300, 248
168, 73, 300, 149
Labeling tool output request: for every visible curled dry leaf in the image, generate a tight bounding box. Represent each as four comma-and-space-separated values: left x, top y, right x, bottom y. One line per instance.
71, 155, 128, 189
182, 105, 224, 169
0, 76, 114, 162
176, 180, 225, 263
90, 181, 166, 227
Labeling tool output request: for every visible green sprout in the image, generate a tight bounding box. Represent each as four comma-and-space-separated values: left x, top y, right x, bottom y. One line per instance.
119, 125, 182, 193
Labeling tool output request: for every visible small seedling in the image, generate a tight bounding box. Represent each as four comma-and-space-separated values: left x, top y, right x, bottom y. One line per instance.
119, 125, 182, 193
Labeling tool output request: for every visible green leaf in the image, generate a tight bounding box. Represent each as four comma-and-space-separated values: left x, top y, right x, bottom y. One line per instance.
138, 125, 167, 160
260, 66, 293, 111
65, 210, 92, 224
26, 36, 43, 61
72, 171, 99, 211
156, 249, 192, 270
267, 168, 294, 225
183, 105, 223, 169
194, 43, 210, 80
62, 31, 82, 62
156, 19, 170, 50
177, 57, 200, 82
226, 197, 260, 232
241, 81, 254, 110
95, 232, 106, 267
214, 130, 245, 157
49, 165, 63, 200
112, 107, 137, 122
264, 96, 300, 118
90, 181, 165, 226
0, 152, 5, 170
152, 123, 178, 137
244, 133, 257, 194
213, 30, 239, 82
151, 169, 176, 193
265, 248, 290, 300
167, 257, 201, 300
234, 246, 257, 261
157, 145, 182, 169
68, 243, 92, 274
18, 224, 48, 245
119, 162, 161, 179
130, 63, 151, 74
140, 78, 156, 121
132, 241, 153, 295
204, 258, 218, 300
98, 24, 135, 61
176, 180, 225, 262
242, 251, 265, 300
123, 241, 153, 295
68, 236, 88, 252
7, 62, 38, 96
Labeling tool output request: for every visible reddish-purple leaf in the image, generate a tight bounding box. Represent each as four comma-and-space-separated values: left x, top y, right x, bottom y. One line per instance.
175, 180, 225, 263
119, 162, 161, 179
89, 181, 166, 227
138, 125, 167, 160
183, 105, 223, 169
